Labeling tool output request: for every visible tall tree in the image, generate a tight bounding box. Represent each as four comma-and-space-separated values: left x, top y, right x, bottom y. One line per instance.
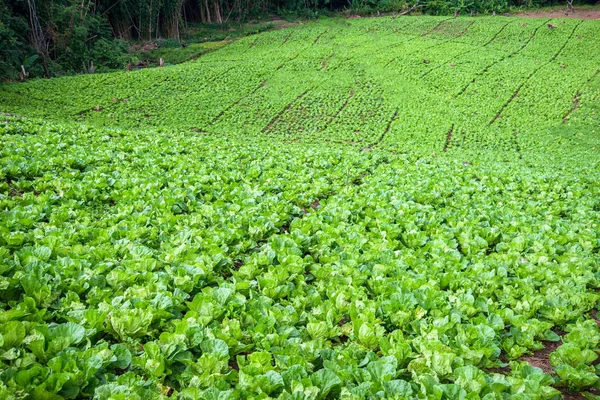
26, 0, 50, 77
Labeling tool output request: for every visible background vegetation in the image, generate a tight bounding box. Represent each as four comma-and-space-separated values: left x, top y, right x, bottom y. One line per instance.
0, 0, 597, 80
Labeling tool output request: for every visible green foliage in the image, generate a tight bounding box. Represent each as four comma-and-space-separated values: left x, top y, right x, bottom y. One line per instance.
0, 0, 135, 79
2, 0, 600, 80
143, 41, 229, 65
2, 109, 600, 397
1, 14, 600, 399
549, 321, 600, 391
88, 39, 132, 71
2, 16, 599, 158
0, 1, 37, 80
351, 0, 423, 14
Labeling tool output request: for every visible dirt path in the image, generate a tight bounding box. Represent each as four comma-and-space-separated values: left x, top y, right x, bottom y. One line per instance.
514, 7, 600, 20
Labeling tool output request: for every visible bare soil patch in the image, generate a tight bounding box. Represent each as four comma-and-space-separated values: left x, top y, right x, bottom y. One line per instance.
514, 7, 600, 20
562, 392, 586, 400
273, 20, 303, 29
520, 340, 562, 375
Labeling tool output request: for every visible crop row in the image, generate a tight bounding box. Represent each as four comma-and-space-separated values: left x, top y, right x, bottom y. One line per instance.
0, 16, 599, 155
3, 116, 600, 398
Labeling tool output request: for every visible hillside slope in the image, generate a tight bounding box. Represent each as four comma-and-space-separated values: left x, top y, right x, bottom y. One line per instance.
1, 15, 600, 400
1, 16, 599, 157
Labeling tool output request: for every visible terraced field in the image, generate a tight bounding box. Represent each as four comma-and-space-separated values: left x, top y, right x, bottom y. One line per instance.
1, 15, 600, 400
2, 16, 599, 155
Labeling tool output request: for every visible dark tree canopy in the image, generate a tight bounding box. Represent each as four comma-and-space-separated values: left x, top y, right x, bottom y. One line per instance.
0, 0, 596, 80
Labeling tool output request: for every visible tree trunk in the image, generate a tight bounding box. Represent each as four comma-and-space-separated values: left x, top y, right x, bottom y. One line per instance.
148, 0, 153, 40
26, 0, 50, 78
214, 1, 223, 24
204, 0, 212, 23
156, 9, 160, 39
39, 52, 51, 78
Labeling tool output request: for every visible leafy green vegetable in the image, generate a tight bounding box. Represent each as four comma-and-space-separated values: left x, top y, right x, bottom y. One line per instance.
1, 14, 600, 399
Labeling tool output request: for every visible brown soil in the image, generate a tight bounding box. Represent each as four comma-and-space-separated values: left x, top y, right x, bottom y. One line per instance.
514, 8, 600, 20
562, 392, 586, 400
520, 340, 562, 375
443, 124, 454, 152
592, 309, 600, 328
260, 18, 303, 30
563, 92, 581, 124
268, 18, 288, 24
487, 338, 591, 399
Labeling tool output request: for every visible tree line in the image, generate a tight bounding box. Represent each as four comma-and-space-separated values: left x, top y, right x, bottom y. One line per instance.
0, 0, 592, 80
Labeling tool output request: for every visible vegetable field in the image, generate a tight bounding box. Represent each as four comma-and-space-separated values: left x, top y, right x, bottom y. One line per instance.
1, 15, 600, 400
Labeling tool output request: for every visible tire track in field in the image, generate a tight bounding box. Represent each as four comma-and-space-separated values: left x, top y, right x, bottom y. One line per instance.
326, 89, 355, 125
266, 86, 356, 138
443, 124, 455, 152
349, 17, 421, 57
262, 89, 312, 134
457, 21, 475, 37
562, 69, 600, 124
457, 19, 551, 96
335, 19, 448, 68
320, 52, 335, 70
490, 20, 583, 125
421, 21, 514, 79
313, 29, 331, 45
209, 80, 267, 124
385, 20, 474, 68
371, 108, 399, 148
281, 31, 295, 46
278, 28, 334, 70
208, 28, 330, 126
482, 20, 515, 46
562, 92, 581, 124
328, 25, 423, 69
421, 17, 455, 37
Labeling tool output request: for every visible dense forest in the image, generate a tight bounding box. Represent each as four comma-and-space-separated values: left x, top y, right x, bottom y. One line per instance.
0, 0, 595, 80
